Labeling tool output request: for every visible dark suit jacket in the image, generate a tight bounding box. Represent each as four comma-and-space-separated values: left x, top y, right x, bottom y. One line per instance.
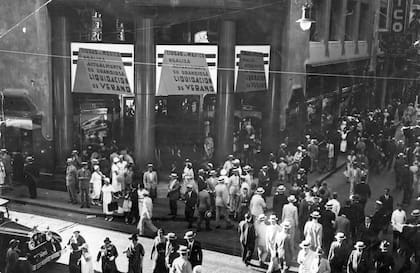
186, 240, 203, 268
185, 191, 198, 211
354, 183, 371, 203
347, 250, 370, 273
357, 223, 377, 245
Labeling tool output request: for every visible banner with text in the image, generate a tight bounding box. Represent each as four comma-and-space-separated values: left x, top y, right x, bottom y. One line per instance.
73, 48, 132, 95
157, 50, 215, 96
235, 50, 267, 93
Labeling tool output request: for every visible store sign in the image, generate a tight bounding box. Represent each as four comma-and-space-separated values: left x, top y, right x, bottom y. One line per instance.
235, 51, 267, 92
391, 0, 408, 33
157, 50, 215, 96
71, 43, 134, 94
156, 45, 270, 94
73, 48, 131, 95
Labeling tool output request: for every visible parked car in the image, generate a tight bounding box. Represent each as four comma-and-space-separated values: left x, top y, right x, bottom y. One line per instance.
0, 198, 62, 272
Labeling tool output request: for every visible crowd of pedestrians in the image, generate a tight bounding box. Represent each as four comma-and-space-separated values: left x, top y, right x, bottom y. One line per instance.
55, 102, 420, 273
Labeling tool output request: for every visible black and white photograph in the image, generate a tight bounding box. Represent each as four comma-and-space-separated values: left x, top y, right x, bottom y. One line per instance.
0, 0, 420, 272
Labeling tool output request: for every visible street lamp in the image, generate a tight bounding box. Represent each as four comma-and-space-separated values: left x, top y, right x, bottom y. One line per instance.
296, 2, 315, 31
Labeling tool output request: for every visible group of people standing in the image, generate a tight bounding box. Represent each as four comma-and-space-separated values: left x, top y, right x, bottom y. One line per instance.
65, 229, 203, 273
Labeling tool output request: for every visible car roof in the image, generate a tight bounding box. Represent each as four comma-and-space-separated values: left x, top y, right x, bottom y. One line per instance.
0, 220, 32, 238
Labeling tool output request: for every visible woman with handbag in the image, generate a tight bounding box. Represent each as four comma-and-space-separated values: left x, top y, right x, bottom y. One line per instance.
102, 178, 116, 221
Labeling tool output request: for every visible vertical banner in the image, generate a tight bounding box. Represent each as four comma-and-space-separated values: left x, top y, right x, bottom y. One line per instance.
235, 51, 267, 92
157, 50, 215, 96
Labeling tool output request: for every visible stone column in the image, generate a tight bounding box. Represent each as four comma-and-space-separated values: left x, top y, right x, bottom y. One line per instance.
51, 13, 73, 168
134, 17, 156, 168
262, 19, 283, 153
215, 20, 236, 163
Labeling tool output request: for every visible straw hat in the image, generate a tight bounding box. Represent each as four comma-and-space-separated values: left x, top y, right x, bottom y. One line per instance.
310, 211, 321, 218
354, 241, 366, 249
166, 233, 177, 240
184, 231, 196, 240
177, 245, 189, 254
411, 209, 420, 217
277, 185, 286, 192
255, 187, 265, 194
269, 215, 278, 222
335, 232, 346, 240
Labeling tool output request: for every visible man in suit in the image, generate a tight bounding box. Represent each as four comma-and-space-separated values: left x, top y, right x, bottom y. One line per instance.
184, 231, 203, 268
258, 165, 271, 197
77, 162, 91, 208
238, 213, 256, 266
378, 188, 393, 232
354, 180, 371, 210
347, 241, 370, 273
357, 216, 377, 248
328, 232, 350, 273
272, 185, 288, 219
143, 163, 158, 200
167, 173, 181, 217
184, 184, 198, 228
164, 233, 179, 269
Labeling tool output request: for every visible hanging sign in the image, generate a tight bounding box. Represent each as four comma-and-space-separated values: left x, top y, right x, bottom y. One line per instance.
73, 47, 132, 95
157, 50, 215, 96
235, 50, 267, 92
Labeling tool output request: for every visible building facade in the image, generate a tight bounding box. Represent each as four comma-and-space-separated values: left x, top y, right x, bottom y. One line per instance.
0, 0, 383, 172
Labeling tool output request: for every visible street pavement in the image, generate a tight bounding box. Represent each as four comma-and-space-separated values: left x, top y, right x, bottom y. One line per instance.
9, 210, 299, 273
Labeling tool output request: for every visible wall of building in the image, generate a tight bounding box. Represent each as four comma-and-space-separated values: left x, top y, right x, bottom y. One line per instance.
0, 0, 53, 141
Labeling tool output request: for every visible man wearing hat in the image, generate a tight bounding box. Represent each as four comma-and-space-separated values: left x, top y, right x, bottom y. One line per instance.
321, 202, 336, 252
250, 187, 267, 219
238, 213, 256, 266
273, 185, 288, 219
214, 176, 233, 229
67, 230, 86, 249
282, 195, 298, 254
328, 232, 350, 273
184, 231, 202, 268
297, 240, 316, 273
66, 158, 79, 204
223, 155, 234, 174
408, 208, 420, 224
304, 211, 323, 251
258, 165, 271, 198
347, 241, 369, 273
138, 190, 158, 236
5, 239, 20, 273
168, 173, 181, 217
143, 163, 158, 200
184, 184, 198, 229
170, 245, 192, 273
77, 162, 91, 208
23, 156, 38, 199
313, 247, 330, 273
266, 215, 280, 259
374, 240, 394, 273
273, 220, 293, 271
391, 203, 406, 251
97, 237, 118, 273
126, 234, 145, 273
354, 178, 371, 210
165, 233, 179, 269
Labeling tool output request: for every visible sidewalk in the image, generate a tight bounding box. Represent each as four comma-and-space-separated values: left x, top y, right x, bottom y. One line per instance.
0, 156, 345, 256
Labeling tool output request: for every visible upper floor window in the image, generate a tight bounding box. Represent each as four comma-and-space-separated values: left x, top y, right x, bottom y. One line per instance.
345, 0, 357, 41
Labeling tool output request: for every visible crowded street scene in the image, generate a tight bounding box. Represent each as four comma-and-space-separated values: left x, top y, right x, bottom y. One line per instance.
1, 0, 420, 273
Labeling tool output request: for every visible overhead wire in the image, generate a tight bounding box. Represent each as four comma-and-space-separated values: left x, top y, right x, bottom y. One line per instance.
0, 0, 54, 40
0, 0, 417, 82
0, 48, 418, 82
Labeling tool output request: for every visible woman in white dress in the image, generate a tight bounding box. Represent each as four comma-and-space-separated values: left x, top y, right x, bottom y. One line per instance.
80, 244, 94, 273
111, 157, 121, 193
90, 164, 103, 206
101, 178, 115, 221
